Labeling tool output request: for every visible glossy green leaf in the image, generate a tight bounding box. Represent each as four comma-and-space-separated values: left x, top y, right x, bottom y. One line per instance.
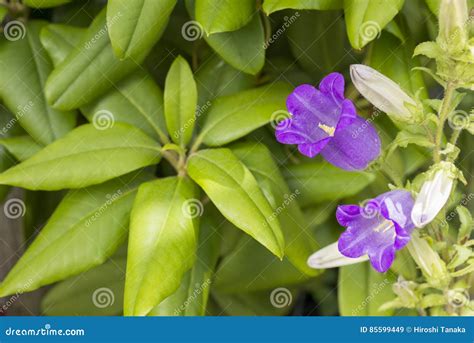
124, 177, 198, 316
187, 148, 285, 258
23, 0, 71, 8
164, 56, 197, 146
195, 56, 255, 108
150, 211, 221, 316
0, 123, 161, 190
231, 142, 318, 275
368, 32, 428, 98
0, 136, 42, 161
283, 162, 375, 206
263, 0, 343, 14
42, 255, 126, 316
196, 0, 254, 34
344, 0, 404, 49
0, 21, 76, 145
40, 24, 168, 142
199, 83, 291, 146
338, 262, 396, 315
204, 14, 265, 75
215, 235, 311, 293
44, 9, 142, 110
107, 0, 177, 60
0, 172, 152, 297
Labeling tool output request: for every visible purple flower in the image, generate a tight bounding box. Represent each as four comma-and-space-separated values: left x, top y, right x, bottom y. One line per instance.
336, 190, 415, 273
275, 73, 381, 170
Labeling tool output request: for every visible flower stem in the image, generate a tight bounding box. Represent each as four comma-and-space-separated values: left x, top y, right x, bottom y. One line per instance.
434, 82, 456, 162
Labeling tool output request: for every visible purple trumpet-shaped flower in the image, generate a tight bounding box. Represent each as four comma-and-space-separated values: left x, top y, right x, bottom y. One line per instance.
275, 73, 381, 171
336, 190, 415, 273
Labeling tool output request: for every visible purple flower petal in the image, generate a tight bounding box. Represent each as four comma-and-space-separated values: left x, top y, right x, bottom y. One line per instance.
337, 190, 415, 273
318, 72, 345, 101
320, 115, 381, 170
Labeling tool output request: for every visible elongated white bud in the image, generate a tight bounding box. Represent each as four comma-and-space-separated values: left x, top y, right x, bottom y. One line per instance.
439, 0, 469, 49
407, 233, 449, 287
307, 242, 368, 269
350, 64, 417, 120
411, 162, 456, 228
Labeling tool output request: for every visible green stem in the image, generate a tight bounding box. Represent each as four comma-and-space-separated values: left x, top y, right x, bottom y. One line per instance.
434, 82, 456, 162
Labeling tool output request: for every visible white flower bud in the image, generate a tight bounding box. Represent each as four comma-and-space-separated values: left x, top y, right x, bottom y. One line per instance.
350, 64, 417, 121
411, 162, 456, 228
439, 0, 469, 49
307, 242, 368, 269
407, 234, 449, 287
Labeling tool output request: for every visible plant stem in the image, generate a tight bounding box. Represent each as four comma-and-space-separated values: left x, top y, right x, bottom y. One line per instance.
434, 82, 456, 162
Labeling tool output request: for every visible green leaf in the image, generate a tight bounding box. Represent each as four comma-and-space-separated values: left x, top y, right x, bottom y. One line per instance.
44, 9, 142, 110
413, 41, 443, 59
0, 172, 151, 297
204, 14, 265, 75
164, 56, 197, 146
368, 32, 428, 98
344, 0, 404, 49
215, 235, 311, 293
263, 0, 343, 14
187, 148, 285, 258
124, 177, 198, 316
0, 21, 76, 145
457, 206, 473, 243
107, 0, 177, 60
42, 255, 126, 316
150, 210, 221, 316
195, 56, 255, 108
231, 142, 318, 275
0, 6, 7, 22
196, 0, 254, 34
0, 123, 161, 190
283, 162, 375, 206
40, 24, 168, 142
0, 136, 42, 161
23, 0, 71, 8
338, 262, 396, 316
199, 82, 291, 146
